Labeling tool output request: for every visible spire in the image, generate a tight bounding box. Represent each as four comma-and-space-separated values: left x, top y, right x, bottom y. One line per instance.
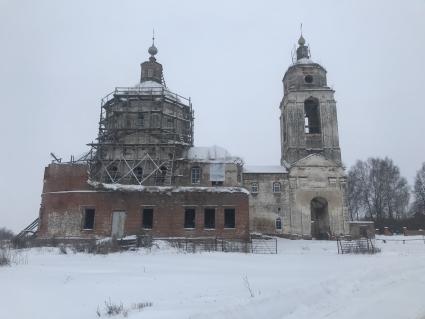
296, 24, 310, 60
148, 29, 158, 62
140, 31, 163, 84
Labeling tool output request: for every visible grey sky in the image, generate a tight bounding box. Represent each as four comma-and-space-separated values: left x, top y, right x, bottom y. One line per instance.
1, 0, 424, 232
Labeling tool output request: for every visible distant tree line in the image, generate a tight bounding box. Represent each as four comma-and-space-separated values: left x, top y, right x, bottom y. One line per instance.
347, 158, 425, 231
0, 227, 14, 240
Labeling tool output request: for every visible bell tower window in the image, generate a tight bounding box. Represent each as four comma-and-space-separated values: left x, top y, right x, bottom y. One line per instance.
304, 98, 321, 134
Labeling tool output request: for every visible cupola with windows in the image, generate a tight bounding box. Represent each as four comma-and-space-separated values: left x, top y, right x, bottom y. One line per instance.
282, 34, 329, 95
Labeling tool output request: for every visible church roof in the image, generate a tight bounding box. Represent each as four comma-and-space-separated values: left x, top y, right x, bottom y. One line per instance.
243, 165, 287, 174
186, 145, 241, 163
133, 80, 181, 102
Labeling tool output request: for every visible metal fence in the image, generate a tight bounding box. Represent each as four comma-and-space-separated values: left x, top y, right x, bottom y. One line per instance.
121, 236, 278, 254
337, 237, 379, 254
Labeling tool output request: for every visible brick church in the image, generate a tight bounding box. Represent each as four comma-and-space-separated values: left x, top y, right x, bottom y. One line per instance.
37, 34, 349, 240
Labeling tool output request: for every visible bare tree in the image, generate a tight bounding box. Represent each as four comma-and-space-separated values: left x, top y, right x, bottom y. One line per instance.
347, 157, 410, 221
413, 162, 425, 215
0, 227, 14, 240
347, 161, 367, 220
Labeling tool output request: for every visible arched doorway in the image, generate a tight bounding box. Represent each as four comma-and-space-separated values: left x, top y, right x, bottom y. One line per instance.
310, 197, 330, 239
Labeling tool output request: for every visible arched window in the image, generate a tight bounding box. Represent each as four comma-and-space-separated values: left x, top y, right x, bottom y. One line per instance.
276, 217, 282, 230
191, 167, 201, 184
304, 98, 321, 134
273, 182, 281, 193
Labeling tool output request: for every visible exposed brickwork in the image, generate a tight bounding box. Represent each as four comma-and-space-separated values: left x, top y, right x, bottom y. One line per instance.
42, 164, 90, 193
38, 164, 249, 240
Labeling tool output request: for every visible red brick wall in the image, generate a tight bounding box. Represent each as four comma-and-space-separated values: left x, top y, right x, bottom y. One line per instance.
39, 164, 249, 240
42, 164, 90, 193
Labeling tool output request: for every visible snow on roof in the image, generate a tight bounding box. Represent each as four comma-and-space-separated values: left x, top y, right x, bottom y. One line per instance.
296, 58, 315, 65
243, 165, 287, 174
186, 145, 240, 163
132, 80, 182, 102
87, 180, 250, 195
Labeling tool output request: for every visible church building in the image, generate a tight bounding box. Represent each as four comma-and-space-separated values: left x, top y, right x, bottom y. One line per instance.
245, 34, 348, 238
37, 34, 348, 241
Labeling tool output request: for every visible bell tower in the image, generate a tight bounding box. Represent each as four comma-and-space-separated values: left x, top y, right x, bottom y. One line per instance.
280, 34, 342, 165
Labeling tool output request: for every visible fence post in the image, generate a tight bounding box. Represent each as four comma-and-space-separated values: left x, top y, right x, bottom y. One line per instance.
275, 238, 277, 254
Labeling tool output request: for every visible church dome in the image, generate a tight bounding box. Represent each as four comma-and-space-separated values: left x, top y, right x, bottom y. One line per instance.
148, 44, 158, 56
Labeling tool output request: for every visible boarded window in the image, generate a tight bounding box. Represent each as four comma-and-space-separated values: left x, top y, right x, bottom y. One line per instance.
191, 167, 201, 184
276, 217, 282, 230
142, 208, 153, 229
184, 208, 196, 228
273, 182, 281, 193
210, 163, 225, 182
304, 98, 321, 134
204, 208, 215, 229
251, 182, 259, 193
83, 208, 95, 230
224, 208, 235, 228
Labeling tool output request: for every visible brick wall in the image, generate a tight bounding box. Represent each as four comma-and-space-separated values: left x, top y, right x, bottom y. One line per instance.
39, 164, 249, 240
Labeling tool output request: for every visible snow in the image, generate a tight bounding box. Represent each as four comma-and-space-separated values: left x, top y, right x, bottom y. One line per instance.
115, 80, 183, 103
243, 165, 287, 174
87, 180, 250, 195
296, 57, 315, 64
1, 236, 425, 319
186, 145, 242, 163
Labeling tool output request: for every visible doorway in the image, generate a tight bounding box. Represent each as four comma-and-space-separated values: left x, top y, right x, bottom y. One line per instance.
111, 211, 126, 238
310, 197, 330, 239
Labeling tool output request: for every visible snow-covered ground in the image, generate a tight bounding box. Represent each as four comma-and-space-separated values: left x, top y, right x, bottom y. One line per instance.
2, 236, 425, 319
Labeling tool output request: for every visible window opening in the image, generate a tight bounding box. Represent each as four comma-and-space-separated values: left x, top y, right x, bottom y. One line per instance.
191, 167, 201, 184
304, 98, 321, 134
276, 217, 282, 230
142, 208, 153, 229
251, 182, 259, 193
273, 182, 281, 193
204, 208, 215, 229
83, 208, 95, 230
304, 75, 313, 83
137, 113, 144, 127
136, 166, 143, 180
184, 208, 196, 228
224, 208, 236, 228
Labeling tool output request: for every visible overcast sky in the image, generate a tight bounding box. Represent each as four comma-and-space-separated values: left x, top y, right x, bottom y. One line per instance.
1, 0, 424, 232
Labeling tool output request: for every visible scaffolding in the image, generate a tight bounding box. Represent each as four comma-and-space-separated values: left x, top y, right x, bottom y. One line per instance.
88, 85, 194, 186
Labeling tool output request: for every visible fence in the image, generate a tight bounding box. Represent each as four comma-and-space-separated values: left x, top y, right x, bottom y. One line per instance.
337, 237, 379, 254
119, 236, 278, 254
376, 236, 425, 244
